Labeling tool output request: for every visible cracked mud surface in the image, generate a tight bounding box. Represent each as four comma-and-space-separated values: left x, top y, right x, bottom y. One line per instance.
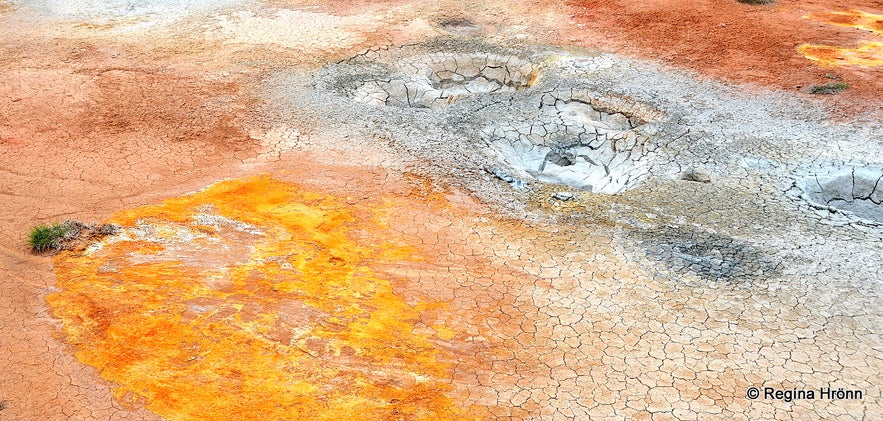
483, 89, 661, 193
795, 167, 883, 224
351, 53, 538, 108
1, 0, 881, 420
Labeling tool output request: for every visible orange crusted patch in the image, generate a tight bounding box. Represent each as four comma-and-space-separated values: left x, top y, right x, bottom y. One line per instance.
799, 10, 883, 67
48, 175, 485, 420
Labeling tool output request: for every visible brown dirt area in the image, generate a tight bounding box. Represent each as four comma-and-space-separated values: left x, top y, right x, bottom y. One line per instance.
563, 0, 882, 115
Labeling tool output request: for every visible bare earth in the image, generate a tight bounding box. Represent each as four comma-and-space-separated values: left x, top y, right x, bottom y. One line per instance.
0, 0, 881, 420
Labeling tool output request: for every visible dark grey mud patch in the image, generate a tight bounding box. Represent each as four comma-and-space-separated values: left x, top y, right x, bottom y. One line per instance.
636, 226, 780, 283
798, 167, 883, 224
438, 18, 481, 35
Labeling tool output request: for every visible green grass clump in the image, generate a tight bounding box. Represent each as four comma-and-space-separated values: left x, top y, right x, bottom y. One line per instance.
27, 221, 119, 254
28, 223, 70, 253
808, 82, 849, 95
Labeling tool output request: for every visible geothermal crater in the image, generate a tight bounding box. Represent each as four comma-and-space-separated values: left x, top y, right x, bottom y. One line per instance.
800, 167, 883, 224
484, 90, 664, 193
351, 53, 538, 108
329, 46, 672, 194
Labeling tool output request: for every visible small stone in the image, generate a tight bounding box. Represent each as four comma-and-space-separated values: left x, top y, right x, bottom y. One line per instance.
486, 167, 529, 190
490, 168, 514, 183
553, 192, 575, 201
683, 168, 712, 183
511, 179, 530, 190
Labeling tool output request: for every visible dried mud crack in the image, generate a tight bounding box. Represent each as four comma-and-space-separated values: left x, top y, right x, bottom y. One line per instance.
796, 166, 883, 225
351, 53, 538, 108
314, 40, 683, 196
1, 2, 882, 421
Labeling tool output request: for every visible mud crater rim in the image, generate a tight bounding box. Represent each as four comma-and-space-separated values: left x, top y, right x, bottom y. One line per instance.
315, 46, 679, 195
486, 90, 665, 194
800, 167, 883, 224
351, 53, 540, 108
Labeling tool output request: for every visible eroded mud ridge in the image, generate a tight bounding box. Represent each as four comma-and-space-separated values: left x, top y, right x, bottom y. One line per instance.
798, 167, 883, 224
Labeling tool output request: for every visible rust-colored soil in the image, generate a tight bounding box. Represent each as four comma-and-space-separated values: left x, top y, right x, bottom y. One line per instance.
0, 26, 258, 420
565, 0, 882, 112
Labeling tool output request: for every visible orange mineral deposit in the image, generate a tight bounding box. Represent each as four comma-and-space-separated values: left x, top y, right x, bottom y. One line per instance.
799, 10, 883, 67
47, 175, 483, 420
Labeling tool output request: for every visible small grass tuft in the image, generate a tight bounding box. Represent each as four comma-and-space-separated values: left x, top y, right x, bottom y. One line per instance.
738, 0, 774, 4
808, 82, 849, 95
28, 221, 120, 254
28, 223, 70, 253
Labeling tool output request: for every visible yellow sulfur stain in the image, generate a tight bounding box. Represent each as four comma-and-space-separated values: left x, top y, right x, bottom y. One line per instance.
799, 10, 883, 67
48, 175, 482, 420
432, 324, 458, 341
